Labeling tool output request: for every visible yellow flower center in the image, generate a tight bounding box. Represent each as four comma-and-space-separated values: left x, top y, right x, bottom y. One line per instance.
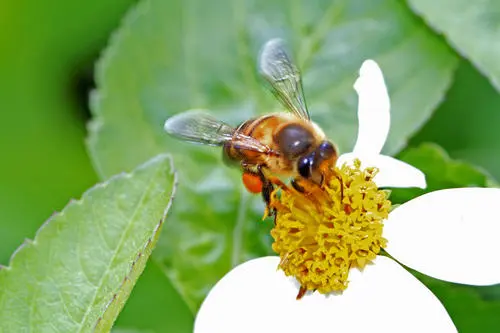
270, 159, 391, 297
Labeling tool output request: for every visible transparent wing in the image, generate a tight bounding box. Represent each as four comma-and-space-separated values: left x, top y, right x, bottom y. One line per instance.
258, 38, 310, 121
164, 109, 272, 153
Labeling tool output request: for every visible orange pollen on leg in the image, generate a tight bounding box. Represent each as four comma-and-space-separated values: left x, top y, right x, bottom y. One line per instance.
242, 172, 263, 194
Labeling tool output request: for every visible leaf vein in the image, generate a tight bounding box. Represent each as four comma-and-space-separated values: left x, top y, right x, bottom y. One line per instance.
75, 167, 162, 332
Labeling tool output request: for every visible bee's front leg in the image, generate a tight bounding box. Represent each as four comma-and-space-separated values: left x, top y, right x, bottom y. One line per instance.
291, 178, 305, 193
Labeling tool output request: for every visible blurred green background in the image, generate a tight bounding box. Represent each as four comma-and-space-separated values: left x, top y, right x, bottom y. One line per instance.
1, 0, 500, 332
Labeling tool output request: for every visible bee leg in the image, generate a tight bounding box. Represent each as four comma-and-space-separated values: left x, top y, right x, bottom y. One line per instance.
261, 180, 273, 204
291, 179, 305, 193
261, 181, 275, 219
256, 165, 276, 218
267, 175, 289, 190
290, 178, 327, 212
296, 286, 307, 300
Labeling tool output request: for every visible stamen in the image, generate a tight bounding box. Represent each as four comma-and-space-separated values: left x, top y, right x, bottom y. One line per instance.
270, 159, 391, 297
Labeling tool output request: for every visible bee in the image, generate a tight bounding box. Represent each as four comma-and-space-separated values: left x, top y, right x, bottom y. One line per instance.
164, 38, 338, 212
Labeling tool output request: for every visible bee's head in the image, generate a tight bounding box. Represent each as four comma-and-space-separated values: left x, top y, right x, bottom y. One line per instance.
297, 140, 337, 184
276, 123, 315, 158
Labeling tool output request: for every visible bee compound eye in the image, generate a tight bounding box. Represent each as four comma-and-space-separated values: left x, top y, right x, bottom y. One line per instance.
297, 154, 314, 178
317, 141, 336, 159
277, 124, 314, 158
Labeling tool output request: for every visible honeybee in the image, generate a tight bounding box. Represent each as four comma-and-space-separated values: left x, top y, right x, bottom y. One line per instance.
164, 39, 338, 212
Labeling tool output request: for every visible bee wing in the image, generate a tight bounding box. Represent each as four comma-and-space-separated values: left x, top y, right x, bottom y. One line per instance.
259, 38, 311, 121
164, 109, 272, 153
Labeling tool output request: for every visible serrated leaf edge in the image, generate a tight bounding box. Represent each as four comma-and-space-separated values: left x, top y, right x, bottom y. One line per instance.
1, 154, 175, 273
93, 154, 179, 332
405, 1, 500, 92
87, 0, 154, 179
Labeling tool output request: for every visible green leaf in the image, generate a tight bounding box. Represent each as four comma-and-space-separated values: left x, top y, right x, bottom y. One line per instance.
411, 60, 500, 181
413, 272, 500, 333
112, 329, 155, 333
390, 142, 497, 204
88, 0, 457, 310
0, 154, 177, 332
406, 0, 500, 91
113, 261, 193, 333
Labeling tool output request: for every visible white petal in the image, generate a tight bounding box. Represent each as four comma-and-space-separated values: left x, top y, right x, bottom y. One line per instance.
337, 153, 426, 189
384, 188, 500, 285
194, 256, 456, 333
352, 59, 390, 155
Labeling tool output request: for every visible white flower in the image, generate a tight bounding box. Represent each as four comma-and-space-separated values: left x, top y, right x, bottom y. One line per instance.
336, 59, 426, 189
194, 60, 500, 333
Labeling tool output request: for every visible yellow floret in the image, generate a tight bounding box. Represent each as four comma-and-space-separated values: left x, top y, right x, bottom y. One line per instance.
270, 160, 391, 295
